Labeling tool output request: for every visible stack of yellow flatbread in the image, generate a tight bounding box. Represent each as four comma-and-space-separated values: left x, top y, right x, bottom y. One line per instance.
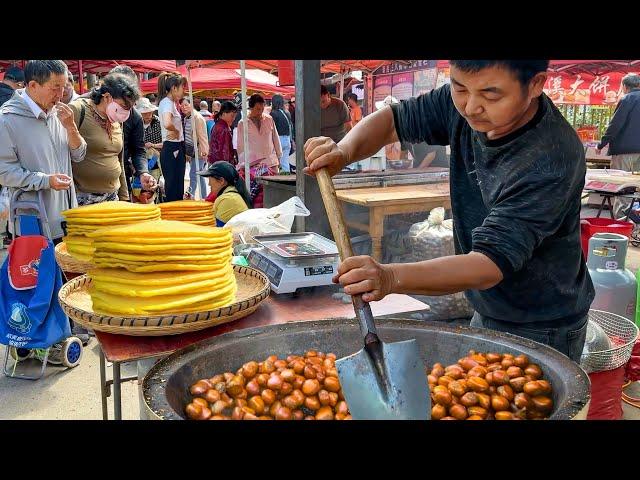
61, 201, 161, 263
158, 200, 215, 226
85, 220, 236, 316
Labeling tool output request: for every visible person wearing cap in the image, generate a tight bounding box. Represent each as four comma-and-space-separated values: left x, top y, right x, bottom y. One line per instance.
0, 66, 25, 107
136, 97, 163, 151
198, 161, 251, 226
304, 60, 594, 362
320, 85, 352, 143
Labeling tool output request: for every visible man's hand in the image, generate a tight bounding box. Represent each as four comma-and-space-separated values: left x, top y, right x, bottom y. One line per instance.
303, 136, 348, 177
48, 173, 72, 191
332, 255, 397, 303
140, 173, 157, 190
55, 102, 77, 131
596, 148, 602, 155
145, 142, 153, 149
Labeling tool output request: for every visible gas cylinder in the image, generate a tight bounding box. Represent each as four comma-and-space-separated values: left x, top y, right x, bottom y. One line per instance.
587, 233, 637, 321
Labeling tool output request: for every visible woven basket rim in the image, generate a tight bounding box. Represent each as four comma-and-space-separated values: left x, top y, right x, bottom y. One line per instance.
55, 241, 96, 273
58, 265, 270, 335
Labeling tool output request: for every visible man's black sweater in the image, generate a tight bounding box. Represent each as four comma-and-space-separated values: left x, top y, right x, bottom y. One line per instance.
391, 84, 594, 325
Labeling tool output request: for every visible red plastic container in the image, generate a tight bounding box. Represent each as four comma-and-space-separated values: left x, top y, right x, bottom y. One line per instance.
580, 218, 633, 258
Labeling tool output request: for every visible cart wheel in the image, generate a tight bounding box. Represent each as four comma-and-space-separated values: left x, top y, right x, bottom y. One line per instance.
61, 337, 83, 368
9, 347, 33, 362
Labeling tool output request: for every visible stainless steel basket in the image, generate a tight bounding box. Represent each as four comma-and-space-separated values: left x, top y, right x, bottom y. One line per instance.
580, 310, 639, 373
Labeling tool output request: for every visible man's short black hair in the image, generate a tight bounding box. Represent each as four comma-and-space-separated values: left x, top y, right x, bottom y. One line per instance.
347, 93, 358, 102
5, 66, 25, 83
248, 93, 265, 108
24, 60, 67, 85
110, 64, 137, 80
449, 60, 549, 86
320, 84, 329, 96
622, 74, 640, 90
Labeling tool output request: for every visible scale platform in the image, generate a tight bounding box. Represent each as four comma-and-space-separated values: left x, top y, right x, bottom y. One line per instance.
247, 232, 340, 294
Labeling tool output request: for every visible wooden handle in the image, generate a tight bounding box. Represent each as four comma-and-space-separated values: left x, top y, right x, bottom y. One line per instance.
316, 167, 380, 342
316, 168, 354, 261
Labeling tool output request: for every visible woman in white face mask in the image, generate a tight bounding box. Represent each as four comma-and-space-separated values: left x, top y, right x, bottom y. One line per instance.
69, 72, 140, 205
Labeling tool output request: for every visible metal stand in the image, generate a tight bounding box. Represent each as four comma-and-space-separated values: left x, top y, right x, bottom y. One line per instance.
98, 349, 138, 420
2, 346, 48, 380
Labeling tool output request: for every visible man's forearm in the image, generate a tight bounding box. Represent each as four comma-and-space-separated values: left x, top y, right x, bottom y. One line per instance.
338, 107, 398, 166
66, 124, 83, 149
389, 252, 504, 296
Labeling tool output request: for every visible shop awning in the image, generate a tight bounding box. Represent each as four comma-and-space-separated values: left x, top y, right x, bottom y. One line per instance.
139, 65, 294, 96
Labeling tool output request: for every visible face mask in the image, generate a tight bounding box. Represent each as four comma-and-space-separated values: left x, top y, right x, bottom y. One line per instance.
106, 100, 131, 123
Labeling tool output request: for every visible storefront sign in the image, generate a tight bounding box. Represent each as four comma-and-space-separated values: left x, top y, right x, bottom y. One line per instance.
544, 72, 638, 105
392, 73, 414, 100
413, 68, 438, 96
374, 60, 437, 75
373, 75, 392, 110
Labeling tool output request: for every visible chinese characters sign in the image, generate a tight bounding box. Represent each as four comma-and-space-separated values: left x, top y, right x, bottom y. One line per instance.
374, 60, 437, 75
544, 72, 637, 105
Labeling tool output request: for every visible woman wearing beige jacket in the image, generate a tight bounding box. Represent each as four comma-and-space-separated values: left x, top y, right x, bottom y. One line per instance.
180, 98, 209, 199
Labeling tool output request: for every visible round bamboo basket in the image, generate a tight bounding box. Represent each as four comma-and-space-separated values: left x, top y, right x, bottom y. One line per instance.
55, 242, 95, 274
58, 265, 270, 336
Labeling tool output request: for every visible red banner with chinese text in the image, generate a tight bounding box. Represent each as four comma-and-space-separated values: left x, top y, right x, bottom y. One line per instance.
544, 72, 639, 105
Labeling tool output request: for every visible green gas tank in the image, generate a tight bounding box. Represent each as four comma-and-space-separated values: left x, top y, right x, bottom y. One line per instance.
587, 233, 636, 322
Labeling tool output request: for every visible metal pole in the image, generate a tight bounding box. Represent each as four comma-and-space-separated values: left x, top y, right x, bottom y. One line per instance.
241, 60, 250, 192
339, 70, 345, 100
186, 65, 200, 198
78, 60, 84, 94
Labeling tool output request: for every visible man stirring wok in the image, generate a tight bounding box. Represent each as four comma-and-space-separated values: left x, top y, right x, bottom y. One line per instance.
305, 60, 594, 362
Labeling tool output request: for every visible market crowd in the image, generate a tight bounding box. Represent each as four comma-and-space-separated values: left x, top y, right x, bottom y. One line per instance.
0, 61, 368, 238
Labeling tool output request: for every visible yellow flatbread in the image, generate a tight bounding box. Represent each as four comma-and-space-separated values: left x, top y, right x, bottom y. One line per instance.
92, 292, 236, 316
92, 240, 232, 253
63, 236, 94, 245
67, 251, 93, 262
63, 201, 159, 217
97, 236, 231, 245
66, 243, 95, 255
88, 265, 233, 286
92, 275, 234, 298
92, 260, 228, 272
66, 216, 160, 225
93, 249, 231, 262
87, 220, 230, 239
89, 281, 236, 314
159, 200, 213, 209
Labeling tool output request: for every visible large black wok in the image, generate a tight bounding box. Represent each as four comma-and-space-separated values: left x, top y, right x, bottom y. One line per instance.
142, 318, 590, 420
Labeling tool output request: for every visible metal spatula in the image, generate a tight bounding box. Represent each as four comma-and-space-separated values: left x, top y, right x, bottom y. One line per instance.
315, 168, 430, 420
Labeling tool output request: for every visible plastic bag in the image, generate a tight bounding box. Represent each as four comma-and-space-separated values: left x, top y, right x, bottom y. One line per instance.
587, 366, 625, 420
0, 186, 9, 222
225, 196, 310, 244
386, 207, 475, 321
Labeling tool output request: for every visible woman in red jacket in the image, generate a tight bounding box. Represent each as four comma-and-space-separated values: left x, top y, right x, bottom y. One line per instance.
205, 101, 238, 202
207, 101, 238, 166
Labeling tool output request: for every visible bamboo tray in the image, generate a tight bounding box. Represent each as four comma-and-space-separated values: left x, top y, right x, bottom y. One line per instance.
55, 242, 96, 274
58, 266, 270, 336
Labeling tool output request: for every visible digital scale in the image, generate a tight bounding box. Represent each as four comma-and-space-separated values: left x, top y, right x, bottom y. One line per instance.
247, 232, 340, 294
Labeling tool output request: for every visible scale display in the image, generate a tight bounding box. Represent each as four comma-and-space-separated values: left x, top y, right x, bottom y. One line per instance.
246, 234, 340, 294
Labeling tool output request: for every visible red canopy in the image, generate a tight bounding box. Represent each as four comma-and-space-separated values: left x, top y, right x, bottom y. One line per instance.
0, 60, 176, 74
139, 66, 294, 96
185, 60, 397, 74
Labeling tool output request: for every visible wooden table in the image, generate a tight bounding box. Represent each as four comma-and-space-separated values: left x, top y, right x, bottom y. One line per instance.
95, 288, 427, 419
336, 183, 451, 260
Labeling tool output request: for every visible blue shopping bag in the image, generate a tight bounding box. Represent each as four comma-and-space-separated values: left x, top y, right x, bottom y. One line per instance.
0, 235, 71, 349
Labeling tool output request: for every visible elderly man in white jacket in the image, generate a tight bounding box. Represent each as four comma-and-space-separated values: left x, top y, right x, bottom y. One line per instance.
0, 60, 86, 241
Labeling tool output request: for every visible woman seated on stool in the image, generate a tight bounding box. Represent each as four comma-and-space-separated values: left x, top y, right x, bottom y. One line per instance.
198, 161, 252, 226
